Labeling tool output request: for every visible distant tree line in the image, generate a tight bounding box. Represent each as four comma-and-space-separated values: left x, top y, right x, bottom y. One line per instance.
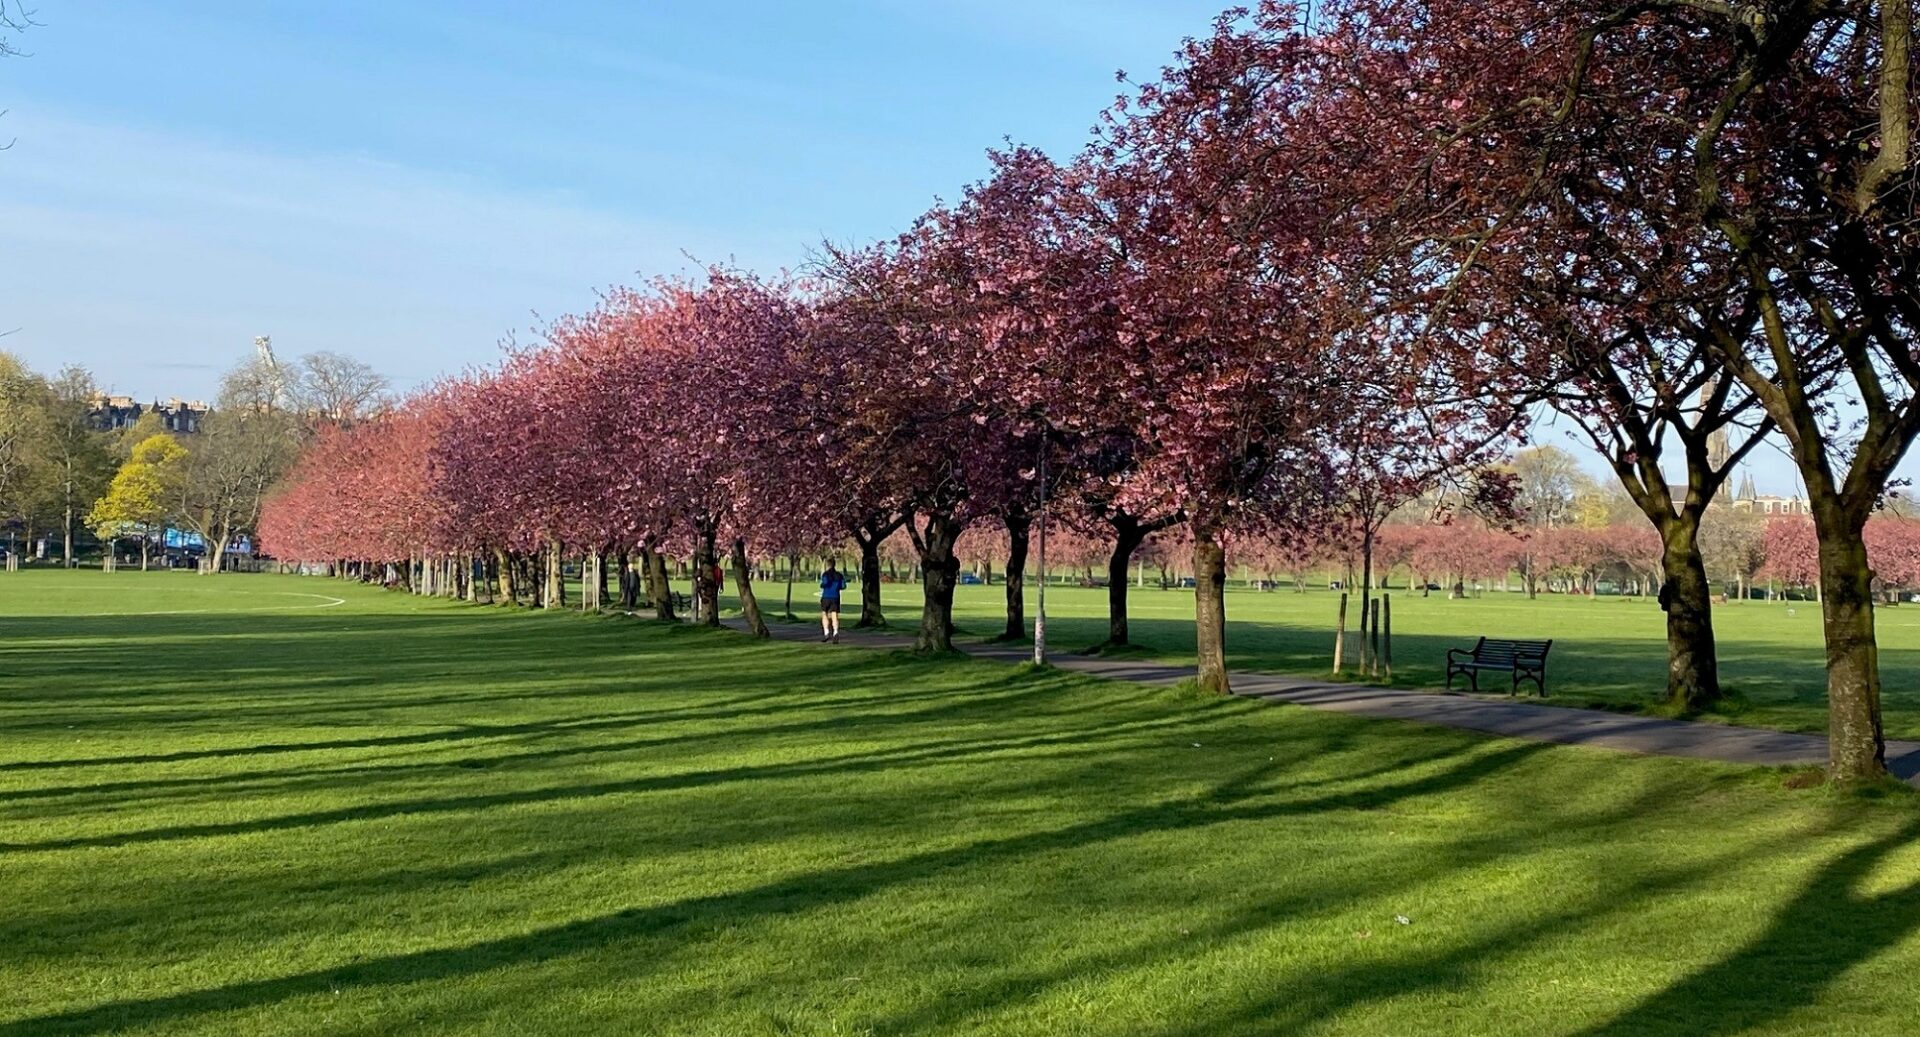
0, 350, 389, 570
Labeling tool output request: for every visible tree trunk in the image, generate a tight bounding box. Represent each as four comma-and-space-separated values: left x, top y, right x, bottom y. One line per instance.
1815, 515, 1887, 782
1368, 592, 1382, 677
692, 527, 721, 627
1657, 517, 1722, 711
646, 547, 676, 622
1382, 594, 1393, 682
1193, 530, 1230, 694
1104, 521, 1149, 648
1359, 527, 1375, 676
1334, 592, 1348, 675
543, 539, 565, 610
914, 512, 964, 653
731, 537, 770, 638
999, 514, 1030, 641
140, 536, 150, 571
614, 549, 633, 608
784, 551, 798, 620
495, 549, 515, 605
855, 533, 887, 628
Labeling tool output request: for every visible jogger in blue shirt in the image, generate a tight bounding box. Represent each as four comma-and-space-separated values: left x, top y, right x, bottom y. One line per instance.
819, 561, 848, 642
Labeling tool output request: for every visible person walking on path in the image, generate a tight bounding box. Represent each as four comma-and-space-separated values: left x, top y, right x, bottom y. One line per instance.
819, 560, 848, 642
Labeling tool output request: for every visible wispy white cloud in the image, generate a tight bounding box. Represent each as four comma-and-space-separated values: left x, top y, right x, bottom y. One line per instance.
0, 108, 804, 398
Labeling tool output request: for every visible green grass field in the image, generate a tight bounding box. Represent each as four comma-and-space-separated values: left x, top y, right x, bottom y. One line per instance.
772, 579, 1920, 739
3, 570, 1920, 1034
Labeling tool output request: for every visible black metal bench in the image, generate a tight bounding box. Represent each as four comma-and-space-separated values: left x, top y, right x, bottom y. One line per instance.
1446, 637, 1552, 696
669, 590, 692, 613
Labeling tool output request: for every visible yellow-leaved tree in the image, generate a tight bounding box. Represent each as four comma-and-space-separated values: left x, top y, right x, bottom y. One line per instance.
88, 435, 186, 571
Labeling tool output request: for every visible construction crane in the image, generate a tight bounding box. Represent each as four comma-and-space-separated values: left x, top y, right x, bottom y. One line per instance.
253, 335, 287, 409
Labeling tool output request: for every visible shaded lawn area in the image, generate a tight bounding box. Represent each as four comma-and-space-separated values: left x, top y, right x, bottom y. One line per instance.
5, 571, 1920, 1035
826, 582, 1920, 739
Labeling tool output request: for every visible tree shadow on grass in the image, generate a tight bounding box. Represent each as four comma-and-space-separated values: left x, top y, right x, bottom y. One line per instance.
0, 609, 1059, 767
0, 694, 1243, 852
13, 729, 1501, 965
0, 690, 796, 773
1136, 815, 1920, 1037
1566, 816, 1920, 1037
864, 781, 1804, 1037
3, 701, 1199, 829
0, 742, 1545, 1036
0, 670, 1027, 779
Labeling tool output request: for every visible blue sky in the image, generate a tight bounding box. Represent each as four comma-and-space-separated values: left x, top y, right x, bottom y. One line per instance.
2, 1, 1224, 389
0, 1, 1841, 494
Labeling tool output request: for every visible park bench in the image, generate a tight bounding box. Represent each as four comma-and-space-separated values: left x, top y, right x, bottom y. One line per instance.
669, 590, 692, 613
1445, 637, 1553, 696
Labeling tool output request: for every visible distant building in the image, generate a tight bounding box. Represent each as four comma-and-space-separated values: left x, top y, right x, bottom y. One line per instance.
88, 394, 142, 430
87, 395, 210, 435
1739, 494, 1813, 517
1728, 472, 1812, 516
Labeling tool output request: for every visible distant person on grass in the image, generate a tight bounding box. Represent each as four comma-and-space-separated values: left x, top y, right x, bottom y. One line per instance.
819, 560, 848, 642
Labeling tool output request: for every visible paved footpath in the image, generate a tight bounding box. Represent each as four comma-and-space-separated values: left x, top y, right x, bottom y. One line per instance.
725, 617, 1920, 784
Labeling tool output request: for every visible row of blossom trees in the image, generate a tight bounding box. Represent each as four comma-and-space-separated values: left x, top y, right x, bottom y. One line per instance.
262, 28, 1513, 694
265, 0, 1917, 781
261, 243, 1493, 685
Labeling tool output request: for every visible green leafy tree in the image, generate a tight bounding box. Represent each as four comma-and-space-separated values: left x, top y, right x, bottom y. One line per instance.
89, 434, 186, 571
34, 366, 115, 567
0, 352, 49, 565
1507, 445, 1598, 598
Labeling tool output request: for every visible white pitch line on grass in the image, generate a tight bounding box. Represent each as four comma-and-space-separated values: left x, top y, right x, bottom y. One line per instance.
106, 592, 350, 616
10, 588, 350, 616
